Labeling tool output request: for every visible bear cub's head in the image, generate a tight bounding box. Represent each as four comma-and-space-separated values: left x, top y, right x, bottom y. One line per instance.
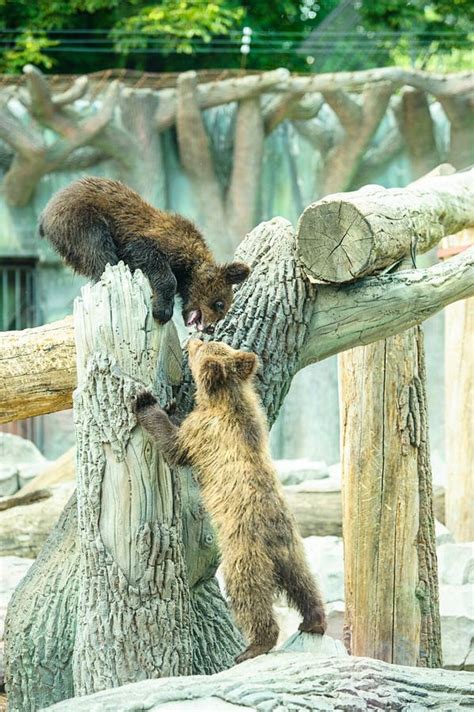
187, 340, 258, 396
184, 262, 250, 334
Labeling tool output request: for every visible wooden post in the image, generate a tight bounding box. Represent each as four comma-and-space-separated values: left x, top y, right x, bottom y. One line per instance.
339, 325, 442, 667
72, 262, 192, 695
440, 229, 474, 541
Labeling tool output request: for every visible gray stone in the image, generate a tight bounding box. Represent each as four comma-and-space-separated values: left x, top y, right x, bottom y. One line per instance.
0, 433, 46, 468
302, 535, 344, 603
0, 434, 49, 494
17, 463, 50, 489
274, 459, 329, 485
439, 584, 474, 669
0, 556, 34, 639
435, 520, 455, 546
0, 467, 19, 497
0, 482, 75, 558
438, 543, 474, 585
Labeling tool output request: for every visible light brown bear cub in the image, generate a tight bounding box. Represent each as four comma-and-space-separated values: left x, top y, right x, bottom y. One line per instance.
134, 340, 327, 662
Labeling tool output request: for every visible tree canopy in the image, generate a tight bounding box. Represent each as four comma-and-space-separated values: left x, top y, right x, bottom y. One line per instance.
0, 0, 472, 74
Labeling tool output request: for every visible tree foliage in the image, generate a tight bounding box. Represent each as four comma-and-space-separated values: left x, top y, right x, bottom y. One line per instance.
0, 0, 471, 74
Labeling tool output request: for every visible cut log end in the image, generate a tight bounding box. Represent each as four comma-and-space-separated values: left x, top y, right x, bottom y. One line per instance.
297, 200, 372, 283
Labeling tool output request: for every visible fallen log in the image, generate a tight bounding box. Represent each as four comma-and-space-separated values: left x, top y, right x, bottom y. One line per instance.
0, 317, 75, 424
44, 650, 474, 712
297, 168, 474, 283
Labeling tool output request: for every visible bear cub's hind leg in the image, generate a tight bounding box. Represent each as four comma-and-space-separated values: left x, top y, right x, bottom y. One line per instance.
276, 547, 327, 636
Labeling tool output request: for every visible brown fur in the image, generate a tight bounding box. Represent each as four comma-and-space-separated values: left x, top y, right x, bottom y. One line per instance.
134, 340, 327, 662
39, 177, 249, 331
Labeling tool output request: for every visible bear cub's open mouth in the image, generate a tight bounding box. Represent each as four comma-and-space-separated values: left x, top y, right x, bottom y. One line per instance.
186, 309, 204, 331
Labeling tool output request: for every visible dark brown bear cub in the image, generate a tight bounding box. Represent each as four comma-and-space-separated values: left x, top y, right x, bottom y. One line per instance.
39, 177, 249, 331
134, 340, 327, 662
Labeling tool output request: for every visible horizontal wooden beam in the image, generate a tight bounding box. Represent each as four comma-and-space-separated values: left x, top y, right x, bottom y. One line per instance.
0, 316, 75, 423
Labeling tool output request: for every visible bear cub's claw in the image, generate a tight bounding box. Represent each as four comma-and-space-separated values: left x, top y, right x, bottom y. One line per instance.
164, 398, 177, 415
133, 390, 158, 414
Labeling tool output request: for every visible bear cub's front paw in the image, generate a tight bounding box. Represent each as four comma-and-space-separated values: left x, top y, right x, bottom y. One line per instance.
152, 300, 174, 324
133, 390, 158, 414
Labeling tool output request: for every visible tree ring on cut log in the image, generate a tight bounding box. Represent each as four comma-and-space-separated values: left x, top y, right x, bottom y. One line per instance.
297, 200, 372, 283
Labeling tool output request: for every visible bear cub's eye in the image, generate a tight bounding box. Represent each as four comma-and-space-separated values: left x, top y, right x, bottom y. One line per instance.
213, 300, 225, 312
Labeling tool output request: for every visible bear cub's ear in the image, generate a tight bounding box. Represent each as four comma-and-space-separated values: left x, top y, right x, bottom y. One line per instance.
201, 358, 227, 392
234, 351, 258, 380
223, 262, 250, 285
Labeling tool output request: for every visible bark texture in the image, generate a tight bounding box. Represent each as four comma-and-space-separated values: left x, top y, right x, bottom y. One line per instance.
339, 325, 441, 667
45, 653, 474, 712
4, 264, 243, 711
297, 168, 474, 283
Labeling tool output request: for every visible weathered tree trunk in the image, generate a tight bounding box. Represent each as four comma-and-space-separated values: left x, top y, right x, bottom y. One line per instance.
438, 95, 474, 169
43, 653, 474, 712
297, 168, 474, 283
71, 264, 192, 694
339, 325, 442, 667
399, 87, 440, 179
321, 83, 393, 194
119, 88, 166, 206
442, 231, 474, 542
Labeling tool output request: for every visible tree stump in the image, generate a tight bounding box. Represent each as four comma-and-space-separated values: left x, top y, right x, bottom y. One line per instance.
339, 325, 441, 667
72, 263, 192, 693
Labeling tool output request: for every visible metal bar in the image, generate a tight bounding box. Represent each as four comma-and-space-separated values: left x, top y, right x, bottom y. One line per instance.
2, 270, 8, 330
14, 268, 21, 329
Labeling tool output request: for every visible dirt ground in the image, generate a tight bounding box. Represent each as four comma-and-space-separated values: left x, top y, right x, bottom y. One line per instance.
0, 693, 6, 711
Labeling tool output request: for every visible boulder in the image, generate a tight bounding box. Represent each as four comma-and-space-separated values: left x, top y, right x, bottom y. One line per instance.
0, 434, 50, 495
0, 482, 75, 558
437, 542, 474, 584
440, 583, 474, 669
0, 467, 19, 497
275, 459, 329, 485
435, 520, 455, 546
